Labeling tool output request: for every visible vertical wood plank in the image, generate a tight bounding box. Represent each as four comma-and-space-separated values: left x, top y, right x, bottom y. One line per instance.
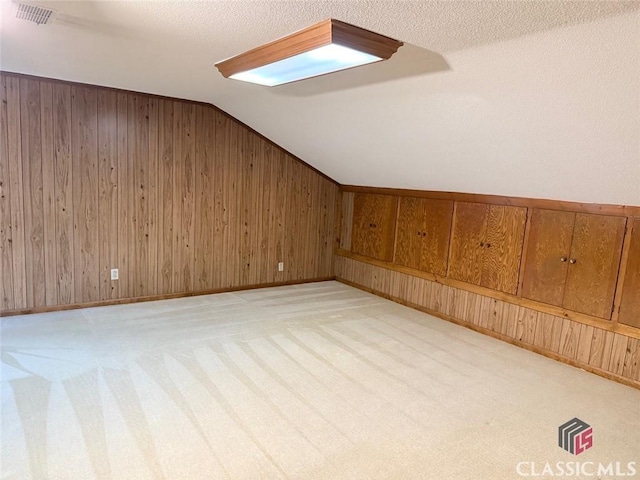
20, 77, 46, 308
0, 75, 15, 310
130, 95, 150, 297
116, 92, 130, 298
71, 85, 99, 303
212, 110, 227, 288
53, 82, 74, 305
273, 148, 288, 283
608, 334, 629, 375
622, 338, 640, 381
588, 329, 614, 370
239, 127, 253, 285
97, 89, 118, 300
148, 97, 159, 296
6, 76, 28, 308
259, 140, 273, 282
157, 99, 173, 294
183, 102, 196, 291
40, 81, 58, 306
194, 104, 214, 290
171, 101, 184, 292
576, 324, 595, 364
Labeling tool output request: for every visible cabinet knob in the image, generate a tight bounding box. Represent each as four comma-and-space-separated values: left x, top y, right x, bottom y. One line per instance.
560, 257, 567, 262
486, 243, 491, 248
479, 242, 484, 247
422, 232, 427, 237
417, 231, 421, 236
569, 258, 577, 264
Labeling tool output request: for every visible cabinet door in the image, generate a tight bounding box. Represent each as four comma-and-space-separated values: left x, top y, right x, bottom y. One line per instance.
352, 193, 374, 257
619, 218, 640, 328
481, 205, 527, 294
395, 197, 425, 269
419, 199, 454, 276
563, 213, 626, 319
521, 209, 575, 306
351, 193, 398, 261
448, 202, 489, 285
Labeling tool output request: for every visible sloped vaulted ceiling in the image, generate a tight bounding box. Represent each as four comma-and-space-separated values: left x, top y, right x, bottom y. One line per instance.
1, 1, 639, 205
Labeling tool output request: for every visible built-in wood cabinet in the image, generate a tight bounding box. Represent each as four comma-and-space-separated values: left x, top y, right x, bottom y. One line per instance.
521, 209, 626, 319
448, 202, 527, 294
340, 188, 639, 334
337, 189, 640, 389
619, 217, 640, 328
352, 193, 398, 261
394, 197, 453, 275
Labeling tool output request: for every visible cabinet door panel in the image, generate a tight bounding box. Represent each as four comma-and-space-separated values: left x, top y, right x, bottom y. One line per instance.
563, 213, 626, 319
448, 202, 488, 285
420, 199, 454, 276
481, 205, 527, 294
352, 193, 374, 258
351, 193, 398, 261
521, 209, 575, 306
395, 197, 425, 269
617, 217, 640, 328
373, 195, 399, 262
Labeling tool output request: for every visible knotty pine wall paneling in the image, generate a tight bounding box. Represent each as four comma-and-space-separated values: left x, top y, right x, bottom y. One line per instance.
0, 72, 338, 314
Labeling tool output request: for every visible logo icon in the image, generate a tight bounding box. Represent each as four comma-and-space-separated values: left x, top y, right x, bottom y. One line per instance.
558, 418, 593, 455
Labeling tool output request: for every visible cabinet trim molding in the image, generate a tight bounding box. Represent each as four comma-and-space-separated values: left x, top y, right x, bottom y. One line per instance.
341, 185, 640, 217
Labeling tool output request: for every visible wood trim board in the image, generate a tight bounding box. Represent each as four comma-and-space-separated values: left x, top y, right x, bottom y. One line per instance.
341, 185, 640, 216
0, 276, 335, 317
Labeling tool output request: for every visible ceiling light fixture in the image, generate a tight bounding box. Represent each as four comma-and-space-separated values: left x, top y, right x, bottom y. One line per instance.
215, 19, 403, 87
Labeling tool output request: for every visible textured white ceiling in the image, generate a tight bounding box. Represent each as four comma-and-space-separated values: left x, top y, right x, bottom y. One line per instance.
1, 1, 639, 205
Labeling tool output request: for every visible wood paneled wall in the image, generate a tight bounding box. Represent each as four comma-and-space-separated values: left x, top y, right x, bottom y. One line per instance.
335, 256, 640, 389
0, 73, 338, 314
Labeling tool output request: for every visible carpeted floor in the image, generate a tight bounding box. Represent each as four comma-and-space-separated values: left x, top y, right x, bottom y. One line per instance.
1, 281, 639, 479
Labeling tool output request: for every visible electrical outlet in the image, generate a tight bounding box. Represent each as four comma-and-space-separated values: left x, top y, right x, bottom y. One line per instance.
111, 268, 119, 280
278, 262, 284, 272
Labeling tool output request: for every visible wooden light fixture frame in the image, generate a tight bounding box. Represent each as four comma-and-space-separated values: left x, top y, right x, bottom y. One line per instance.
215, 18, 403, 80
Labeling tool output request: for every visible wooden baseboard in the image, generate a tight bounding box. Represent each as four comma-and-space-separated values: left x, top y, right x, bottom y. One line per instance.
0, 277, 336, 317
337, 277, 640, 391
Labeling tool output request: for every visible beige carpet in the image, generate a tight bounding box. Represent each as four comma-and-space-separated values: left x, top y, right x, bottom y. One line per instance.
1, 281, 639, 479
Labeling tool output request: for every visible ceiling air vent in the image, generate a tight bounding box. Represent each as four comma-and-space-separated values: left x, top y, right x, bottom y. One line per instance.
16, 2, 55, 25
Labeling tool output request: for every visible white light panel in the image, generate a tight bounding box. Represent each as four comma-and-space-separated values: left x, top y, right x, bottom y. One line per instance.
230, 44, 382, 86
